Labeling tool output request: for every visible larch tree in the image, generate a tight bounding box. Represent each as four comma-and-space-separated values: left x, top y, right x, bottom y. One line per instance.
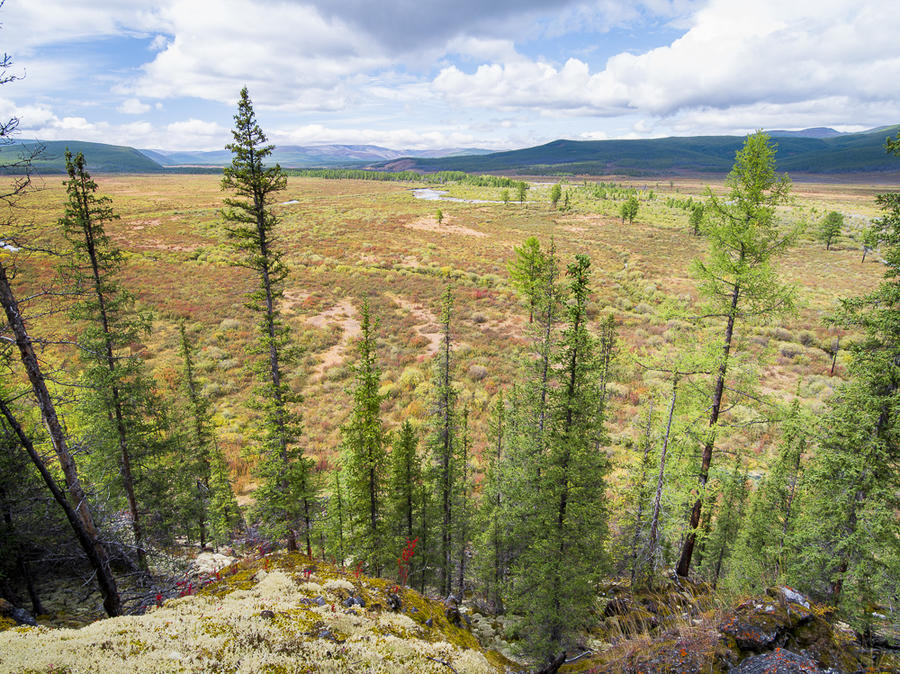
341, 300, 388, 574
222, 87, 313, 553
507, 236, 546, 323
819, 211, 843, 250
676, 131, 798, 578
550, 183, 562, 209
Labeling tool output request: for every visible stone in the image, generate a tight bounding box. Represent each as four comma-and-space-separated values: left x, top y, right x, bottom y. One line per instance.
0, 599, 37, 627
425, 617, 433, 628
445, 605, 462, 627
729, 648, 821, 673
720, 600, 786, 651
259, 610, 275, 620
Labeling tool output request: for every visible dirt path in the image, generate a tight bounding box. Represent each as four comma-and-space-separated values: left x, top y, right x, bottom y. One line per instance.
388, 293, 442, 358
307, 300, 360, 380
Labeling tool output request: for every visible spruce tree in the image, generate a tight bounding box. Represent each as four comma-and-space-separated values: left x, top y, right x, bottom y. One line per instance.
726, 398, 809, 592
387, 420, 423, 583
341, 300, 388, 573
787, 136, 900, 619
59, 150, 167, 571
511, 255, 611, 664
0, 272, 122, 615
428, 285, 457, 596
676, 131, 798, 577
222, 87, 313, 553
475, 392, 507, 610
177, 321, 240, 547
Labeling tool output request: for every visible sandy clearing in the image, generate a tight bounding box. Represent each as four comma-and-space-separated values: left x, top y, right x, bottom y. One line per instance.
307, 300, 361, 380
405, 216, 486, 238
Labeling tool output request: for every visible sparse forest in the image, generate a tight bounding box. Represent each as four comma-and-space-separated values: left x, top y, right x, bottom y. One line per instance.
1, 86, 899, 673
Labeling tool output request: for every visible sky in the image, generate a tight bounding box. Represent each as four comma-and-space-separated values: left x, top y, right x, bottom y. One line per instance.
1, 0, 898, 152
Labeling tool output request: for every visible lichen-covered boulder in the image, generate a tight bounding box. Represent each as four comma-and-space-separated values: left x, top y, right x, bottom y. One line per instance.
730, 648, 821, 673
0, 599, 37, 627
717, 587, 861, 673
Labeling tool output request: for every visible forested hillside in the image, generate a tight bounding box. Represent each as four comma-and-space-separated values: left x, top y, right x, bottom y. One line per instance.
1, 89, 898, 673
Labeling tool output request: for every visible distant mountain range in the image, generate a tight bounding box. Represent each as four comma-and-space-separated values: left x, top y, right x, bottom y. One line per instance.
370, 126, 900, 175
139, 144, 494, 168
2, 127, 899, 175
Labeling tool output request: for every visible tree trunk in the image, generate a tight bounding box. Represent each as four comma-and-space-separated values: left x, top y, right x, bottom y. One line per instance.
649, 376, 679, 569
676, 283, 739, 577
73, 167, 148, 572
0, 261, 121, 616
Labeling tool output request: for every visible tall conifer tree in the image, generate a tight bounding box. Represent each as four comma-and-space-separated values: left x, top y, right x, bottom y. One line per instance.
222, 87, 312, 553
511, 255, 612, 664
428, 285, 457, 596
59, 150, 168, 571
341, 300, 388, 573
676, 132, 797, 577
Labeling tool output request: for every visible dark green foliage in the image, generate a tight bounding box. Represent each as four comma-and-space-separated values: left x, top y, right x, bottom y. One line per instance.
474, 392, 508, 609
727, 399, 810, 593
427, 285, 458, 596
177, 322, 240, 547
508, 254, 611, 663
387, 420, 426, 584
786, 137, 900, 623
341, 300, 388, 574
58, 150, 177, 569
221, 87, 313, 553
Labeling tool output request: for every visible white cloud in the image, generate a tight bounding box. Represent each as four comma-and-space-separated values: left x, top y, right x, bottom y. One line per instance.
432, 0, 900, 126
271, 123, 485, 151
118, 98, 151, 114
127, 0, 388, 110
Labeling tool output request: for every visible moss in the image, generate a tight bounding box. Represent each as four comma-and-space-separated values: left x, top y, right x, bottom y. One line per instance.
0, 617, 16, 632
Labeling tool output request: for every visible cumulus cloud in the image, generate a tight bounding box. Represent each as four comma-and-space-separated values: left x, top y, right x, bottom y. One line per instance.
118, 98, 151, 114
433, 0, 900, 125
129, 0, 387, 110
271, 122, 485, 150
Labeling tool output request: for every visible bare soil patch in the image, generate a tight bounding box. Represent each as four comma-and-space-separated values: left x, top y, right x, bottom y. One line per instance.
307, 300, 361, 379
405, 216, 486, 238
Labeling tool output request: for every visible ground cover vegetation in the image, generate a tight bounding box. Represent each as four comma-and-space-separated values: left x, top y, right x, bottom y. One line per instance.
1, 85, 898, 671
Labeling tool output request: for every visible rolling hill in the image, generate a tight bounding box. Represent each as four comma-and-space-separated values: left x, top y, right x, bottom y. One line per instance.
370, 126, 900, 175
0, 140, 165, 174
2, 127, 898, 175
140, 144, 494, 168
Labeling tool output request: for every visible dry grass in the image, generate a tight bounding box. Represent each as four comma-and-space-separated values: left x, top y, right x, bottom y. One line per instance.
2, 173, 890, 495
